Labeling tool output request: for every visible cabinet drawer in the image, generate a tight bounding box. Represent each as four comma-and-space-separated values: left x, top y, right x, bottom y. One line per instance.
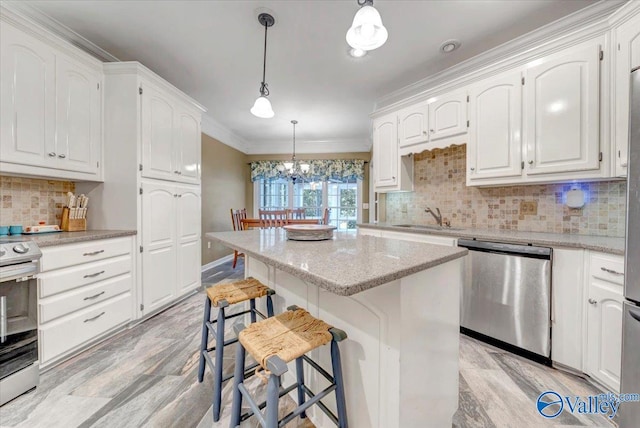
39, 254, 132, 298
39, 274, 132, 323
40, 293, 131, 364
40, 237, 132, 272
590, 253, 625, 286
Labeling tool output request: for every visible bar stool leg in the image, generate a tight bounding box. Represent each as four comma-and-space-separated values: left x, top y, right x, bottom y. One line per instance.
230, 335, 246, 428
266, 374, 280, 428
197, 296, 211, 383
331, 339, 348, 428
266, 294, 274, 317
295, 357, 306, 419
250, 298, 257, 323
213, 306, 225, 422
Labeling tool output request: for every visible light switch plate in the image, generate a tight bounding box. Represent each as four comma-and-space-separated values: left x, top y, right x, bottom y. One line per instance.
520, 200, 538, 215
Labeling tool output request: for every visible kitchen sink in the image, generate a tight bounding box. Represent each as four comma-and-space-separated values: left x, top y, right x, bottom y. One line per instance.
392, 224, 465, 231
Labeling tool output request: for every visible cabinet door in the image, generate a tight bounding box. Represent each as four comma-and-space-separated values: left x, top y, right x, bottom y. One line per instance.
614, 11, 640, 177
373, 115, 398, 188
586, 281, 623, 392
427, 92, 467, 141
398, 104, 428, 148
175, 108, 201, 184
141, 82, 176, 181
176, 186, 200, 295
524, 41, 601, 176
141, 182, 176, 314
55, 56, 101, 174
0, 23, 55, 167
468, 71, 523, 181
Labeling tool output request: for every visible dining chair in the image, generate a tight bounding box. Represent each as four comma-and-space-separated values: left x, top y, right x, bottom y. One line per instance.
288, 208, 306, 220
259, 209, 289, 228
230, 208, 247, 268
322, 208, 331, 225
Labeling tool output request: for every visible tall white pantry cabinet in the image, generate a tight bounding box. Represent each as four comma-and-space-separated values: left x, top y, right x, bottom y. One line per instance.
77, 62, 206, 319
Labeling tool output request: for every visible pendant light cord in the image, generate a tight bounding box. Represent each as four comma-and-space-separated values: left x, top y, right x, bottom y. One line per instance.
260, 22, 269, 96
292, 121, 296, 161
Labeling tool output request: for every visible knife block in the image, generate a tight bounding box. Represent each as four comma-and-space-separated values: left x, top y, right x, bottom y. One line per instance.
60, 207, 87, 232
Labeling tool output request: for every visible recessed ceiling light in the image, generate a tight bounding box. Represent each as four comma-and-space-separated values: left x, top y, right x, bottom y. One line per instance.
349, 47, 367, 58
440, 39, 461, 53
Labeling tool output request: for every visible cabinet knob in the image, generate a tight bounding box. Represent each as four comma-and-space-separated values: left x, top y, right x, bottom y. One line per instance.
58, 154, 66, 159
392, 176, 396, 180
430, 129, 435, 133
588, 298, 598, 305
422, 130, 427, 135
470, 167, 475, 171
48, 152, 56, 157
528, 160, 534, 165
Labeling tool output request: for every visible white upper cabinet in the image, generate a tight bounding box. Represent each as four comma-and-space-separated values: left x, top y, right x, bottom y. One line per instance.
175, 107, 201, 184
428, 92, 467, 142
524, 39, 601, 176
467, 71, 523, 183
0, 23, 55, 167
398, 104, 429, 149
373, 114, 399, 189
141, 81, 201, 184
0, 20, 103, 181
613, 9, 640, 177
55, 55, 101, 175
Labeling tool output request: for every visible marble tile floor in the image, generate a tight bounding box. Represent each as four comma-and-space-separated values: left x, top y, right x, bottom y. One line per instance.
0, 258, 615, 428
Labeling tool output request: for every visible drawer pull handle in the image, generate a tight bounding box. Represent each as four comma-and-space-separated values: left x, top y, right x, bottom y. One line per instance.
84, 312, 105, 323
588, 298, 598, 305
83, 291, 105, 301
84, 270, 105, 279
600, 267, 624, 276
83, 250, 104, 256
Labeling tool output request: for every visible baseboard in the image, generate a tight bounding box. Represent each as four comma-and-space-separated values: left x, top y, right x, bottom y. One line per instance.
201, 254, 234, 272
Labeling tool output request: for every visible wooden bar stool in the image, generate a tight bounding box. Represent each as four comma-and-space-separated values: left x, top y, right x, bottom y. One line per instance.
230, 306, 348, 428
197, 277, 275, 422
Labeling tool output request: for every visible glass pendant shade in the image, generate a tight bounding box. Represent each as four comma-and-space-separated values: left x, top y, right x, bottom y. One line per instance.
250, 96, 274, 119
283, 161, 294, 171
346, 5, 388, 51
300, 162, 310, 173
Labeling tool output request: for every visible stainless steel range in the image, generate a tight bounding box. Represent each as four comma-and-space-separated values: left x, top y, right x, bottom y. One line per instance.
0, 236, 42, 406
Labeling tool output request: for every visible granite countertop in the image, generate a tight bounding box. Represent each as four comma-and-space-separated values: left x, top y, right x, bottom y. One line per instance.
21, 230, 137, 247
206, 229, 467, 296
358, 223, 625, 255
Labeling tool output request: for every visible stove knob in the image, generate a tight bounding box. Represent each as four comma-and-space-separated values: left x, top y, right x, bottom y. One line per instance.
13, 244, 29, 254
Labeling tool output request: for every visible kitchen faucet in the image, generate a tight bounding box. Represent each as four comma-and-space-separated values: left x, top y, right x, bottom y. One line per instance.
424, 207, 443, 227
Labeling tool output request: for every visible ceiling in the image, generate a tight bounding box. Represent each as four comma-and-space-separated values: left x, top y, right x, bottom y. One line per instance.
23, 0, 603, 153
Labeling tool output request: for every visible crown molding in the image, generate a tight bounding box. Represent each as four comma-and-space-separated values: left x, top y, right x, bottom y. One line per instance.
608, 0, 640, 25
1, 0, 120, 62
201, 115, 251, 154
373, 0, 626, 115
245, 139, 372, 155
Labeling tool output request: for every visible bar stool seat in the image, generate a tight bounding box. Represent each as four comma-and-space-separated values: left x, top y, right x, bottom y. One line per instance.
230, 306, 348, 428
198, 277, 275, 422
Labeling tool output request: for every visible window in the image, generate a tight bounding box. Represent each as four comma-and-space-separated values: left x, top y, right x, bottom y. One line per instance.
255, 179, 361, 230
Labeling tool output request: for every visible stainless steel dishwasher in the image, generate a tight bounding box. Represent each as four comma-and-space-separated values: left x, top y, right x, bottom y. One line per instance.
457, 239, 552, 363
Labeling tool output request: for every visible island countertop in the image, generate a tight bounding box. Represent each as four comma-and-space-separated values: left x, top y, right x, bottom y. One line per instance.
206, 229, 467, 296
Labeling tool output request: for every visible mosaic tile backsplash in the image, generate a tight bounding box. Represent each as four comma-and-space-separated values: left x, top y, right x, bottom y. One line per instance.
385, 145, 627, 237
0, 176, 75, 227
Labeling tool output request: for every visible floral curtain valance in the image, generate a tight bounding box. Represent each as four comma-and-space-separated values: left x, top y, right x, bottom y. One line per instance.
250, 159, 365, 182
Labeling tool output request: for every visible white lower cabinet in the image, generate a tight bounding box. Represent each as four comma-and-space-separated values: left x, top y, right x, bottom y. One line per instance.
38, 236, 135, 368
585, 252, 624, 392
141, 180, 200, 315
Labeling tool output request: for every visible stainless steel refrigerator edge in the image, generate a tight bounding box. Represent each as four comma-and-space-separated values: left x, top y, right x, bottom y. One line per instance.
620, 66, 640, 428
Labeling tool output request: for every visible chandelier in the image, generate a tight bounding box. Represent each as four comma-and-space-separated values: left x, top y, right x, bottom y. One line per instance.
277, 120, 310, 182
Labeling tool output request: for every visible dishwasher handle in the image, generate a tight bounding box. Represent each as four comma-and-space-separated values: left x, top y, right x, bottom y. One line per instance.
458, 238, 552, 259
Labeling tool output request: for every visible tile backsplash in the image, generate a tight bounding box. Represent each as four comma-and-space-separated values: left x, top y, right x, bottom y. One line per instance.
0, 176, 75, 226
385, 145, 626, 237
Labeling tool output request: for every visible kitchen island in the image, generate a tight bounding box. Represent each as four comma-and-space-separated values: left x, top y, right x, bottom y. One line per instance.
206, 229, 467, 428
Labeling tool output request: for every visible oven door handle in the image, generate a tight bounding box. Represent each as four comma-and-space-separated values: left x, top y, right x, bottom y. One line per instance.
0, 263, 37, 283
1, 296, 6, 344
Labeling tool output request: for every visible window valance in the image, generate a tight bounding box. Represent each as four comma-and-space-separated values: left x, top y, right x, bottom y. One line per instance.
250, 159, 365, 182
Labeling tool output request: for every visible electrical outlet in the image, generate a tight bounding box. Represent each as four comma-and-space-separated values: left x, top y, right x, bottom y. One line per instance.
520, 200, 538, 215
401, 203, 408, 213
207, 241, 211, 249
362, 203, 369, 210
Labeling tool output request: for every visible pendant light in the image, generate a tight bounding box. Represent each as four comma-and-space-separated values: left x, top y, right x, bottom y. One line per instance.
251, 13, 275, 119
278, 120, 310, 182
346, 0, 388, 52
